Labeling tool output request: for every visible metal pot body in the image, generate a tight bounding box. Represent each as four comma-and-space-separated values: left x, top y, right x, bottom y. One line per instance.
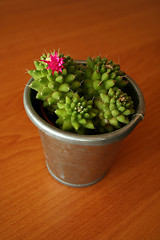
39, 129, 120, 187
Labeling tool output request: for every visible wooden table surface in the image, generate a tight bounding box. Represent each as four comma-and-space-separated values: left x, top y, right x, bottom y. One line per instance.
0, 0, 160, 239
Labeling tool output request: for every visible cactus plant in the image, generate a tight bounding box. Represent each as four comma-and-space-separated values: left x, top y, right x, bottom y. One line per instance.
83, 56, 128, 99
28, 51, 85, 112
94, 87, 135, 133
55, 93, 98, 134
28, 51, 135, 134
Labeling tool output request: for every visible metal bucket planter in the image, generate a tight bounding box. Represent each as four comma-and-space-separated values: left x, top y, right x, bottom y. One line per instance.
23, 63, 145, 187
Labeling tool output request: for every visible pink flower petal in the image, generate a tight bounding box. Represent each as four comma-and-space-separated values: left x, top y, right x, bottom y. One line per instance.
40, 52, 65, 75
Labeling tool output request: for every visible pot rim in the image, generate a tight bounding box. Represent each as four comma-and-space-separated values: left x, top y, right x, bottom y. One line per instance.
23, 61, 145, 146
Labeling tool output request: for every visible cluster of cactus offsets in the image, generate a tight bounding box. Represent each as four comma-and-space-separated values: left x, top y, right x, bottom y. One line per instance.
55, 94, 99, 134
94, 88, 135, 133
28, 51, 135, 134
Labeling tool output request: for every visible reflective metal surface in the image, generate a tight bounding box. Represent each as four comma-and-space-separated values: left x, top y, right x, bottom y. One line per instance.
39, 129, 120, 187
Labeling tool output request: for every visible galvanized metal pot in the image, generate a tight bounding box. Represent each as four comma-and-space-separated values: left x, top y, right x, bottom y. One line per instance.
23, 62, 145, 187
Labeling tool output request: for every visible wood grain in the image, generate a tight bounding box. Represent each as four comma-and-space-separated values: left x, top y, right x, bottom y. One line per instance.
0, 0, 160, 239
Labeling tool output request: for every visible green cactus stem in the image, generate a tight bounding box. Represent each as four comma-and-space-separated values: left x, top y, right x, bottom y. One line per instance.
94, 88, 135, 133
83, 56, 128, 99
28, 53, 85, 111
55, 93, 98, 133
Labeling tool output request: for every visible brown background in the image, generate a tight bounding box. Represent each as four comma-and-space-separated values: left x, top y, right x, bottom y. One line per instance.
0, 0, 160, 239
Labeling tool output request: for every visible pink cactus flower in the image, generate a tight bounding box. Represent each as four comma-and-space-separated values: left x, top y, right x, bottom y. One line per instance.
41, 51, 65, 75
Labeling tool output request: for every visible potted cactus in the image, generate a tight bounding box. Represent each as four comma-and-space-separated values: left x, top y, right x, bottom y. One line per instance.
23, 50, 145, 187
